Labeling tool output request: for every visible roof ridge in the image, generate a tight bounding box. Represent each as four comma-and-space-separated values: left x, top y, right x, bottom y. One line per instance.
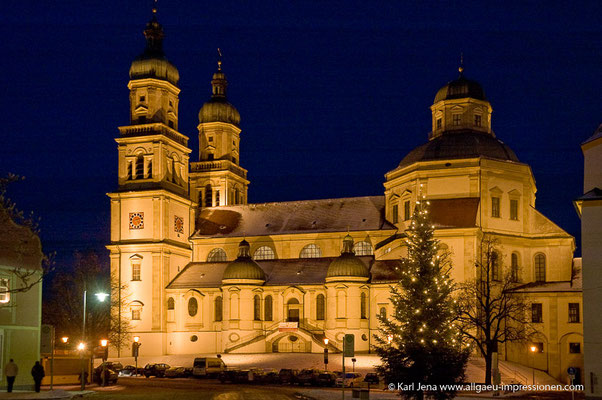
205, 195, 384, 209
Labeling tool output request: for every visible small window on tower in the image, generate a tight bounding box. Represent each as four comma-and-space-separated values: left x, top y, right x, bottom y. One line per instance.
208, 136, 214, 142
392, 204, 399, 224
474, 114, 482, 127
208, 153, 214, 161
453, 114, 462, 126
436, 118, 442, 129
169, 100, 173, 107
139, 95, 145, 102
138, 115, 146, 124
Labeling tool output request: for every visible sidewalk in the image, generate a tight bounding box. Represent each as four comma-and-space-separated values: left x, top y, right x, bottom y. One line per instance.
0, 389, 93, 399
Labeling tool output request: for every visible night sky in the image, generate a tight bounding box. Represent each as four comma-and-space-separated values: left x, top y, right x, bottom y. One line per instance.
2, 1, 601, 267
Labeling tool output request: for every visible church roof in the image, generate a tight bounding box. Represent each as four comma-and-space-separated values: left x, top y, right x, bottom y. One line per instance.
193, 196, 395, 238
583, 124, 602, 146
166, 257, 402, 289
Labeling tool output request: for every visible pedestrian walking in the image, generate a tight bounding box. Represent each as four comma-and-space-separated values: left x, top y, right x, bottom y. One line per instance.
31, 361, 44, 393
5, 359, 18, 392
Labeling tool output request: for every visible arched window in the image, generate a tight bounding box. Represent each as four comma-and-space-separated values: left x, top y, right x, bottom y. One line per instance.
171, 158, 177, 183
130, 301, 143, 321
254, 246, 276, 260
300, 244, 322, 258
535, 253, 546, 282
379, 307, 387, 320
360, 292, 367, 319
135, 154, 144, 179
336, 291, 346, 318
511, 253, 520, 282
287, 298, 300, 322
205, 184, 213, 207
491, 252, 500, 281
207, 248, 227, 262
127, 162, 133, 180
353, 241, 373, 256
188, 297, 198, 317
253, 295, 261, 321
264, 295, 273, 321
316, 294, 325, 321
167, 297, 175, 310
215, 296, 223, 321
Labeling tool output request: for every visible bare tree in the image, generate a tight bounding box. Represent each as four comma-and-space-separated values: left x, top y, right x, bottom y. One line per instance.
109, 268, 132, 354
455, 235, 533, 385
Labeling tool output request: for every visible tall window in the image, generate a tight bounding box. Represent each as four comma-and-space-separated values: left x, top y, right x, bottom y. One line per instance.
230, 293, 239, 319
491, 196, 500, 218
360, 292, 367, 319
167, 297, 175, 310
353, 241, 373, 256
474, 114, 482, 127
436, 118, 442, 129
379, 307, 387, 320
316, 294, 325, 320
205, 184, 212, 207
453, 114, 462, 125
207, 248, 227, 262
214, 296, 223, 321
254, 246, 276, 260
569, 303, 580, 323
404, 200, 411, 220
215, 190, 220, 206
131, 301, 143, 321
188, 297, 198, 317
300, 244, 322, 258
264, 295, 273, 321
253, 295, 261, 321
136, 154, 144, 179
127, 162, 133, 180
510, 199, 519, 220
132, 263, 141, 281
511, 253, 520, 282
491, 252, 500, 281
0, 279, 10, 304
531, 303, 543, 323
147, 159, 152, 178
392, 204, 399, 224
534, 253, 546, 282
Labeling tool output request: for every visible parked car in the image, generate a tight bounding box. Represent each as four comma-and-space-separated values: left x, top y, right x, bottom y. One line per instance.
143, 363, 170, 378
278, 368, 299, 385
97, 361, 123, 374
165, 366, 191, 378
364, 372, 379, 385
119, 365, 143, 376
296, 369, 322, 386
92, 366, 118, 385
335, 372, 363, 387
317, 371, 338, 387
192, 357, 226, 378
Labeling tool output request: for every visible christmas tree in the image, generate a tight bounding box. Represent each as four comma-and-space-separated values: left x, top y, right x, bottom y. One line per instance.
375, 198, 469, 400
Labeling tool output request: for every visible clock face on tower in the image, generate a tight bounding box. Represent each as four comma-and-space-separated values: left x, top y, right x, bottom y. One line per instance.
129, 212, 144, 230
174, 215, 184, 234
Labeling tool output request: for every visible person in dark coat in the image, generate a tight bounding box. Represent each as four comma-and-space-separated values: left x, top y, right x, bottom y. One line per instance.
31, 361, 45, 393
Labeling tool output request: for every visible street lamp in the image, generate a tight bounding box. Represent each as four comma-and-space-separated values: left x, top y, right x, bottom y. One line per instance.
351, 358, 356, 373
530, 345, 538, 385
133, 336, 141, 377
100, 340, 109, 387
323, 338, 329, 371
80, 290, 109, 391
61, 337, 69, 344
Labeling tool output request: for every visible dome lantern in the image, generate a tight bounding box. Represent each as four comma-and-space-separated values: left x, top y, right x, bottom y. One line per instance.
326, 235, 370, 281
222, 240, 265, 282
198, 52, 241, 127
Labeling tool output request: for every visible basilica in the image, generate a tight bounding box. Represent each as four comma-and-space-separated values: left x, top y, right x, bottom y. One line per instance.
107, 10, 583, 383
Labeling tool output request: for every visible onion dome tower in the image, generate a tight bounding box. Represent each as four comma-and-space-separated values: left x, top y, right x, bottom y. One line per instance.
326, 235, 370, 282
222, 240, 266, 283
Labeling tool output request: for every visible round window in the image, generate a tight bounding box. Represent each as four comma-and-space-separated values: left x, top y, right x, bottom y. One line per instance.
289, 335, 298, 342
362, 334, 368, 341
190, 335, 198, 342
188, 297, 198, 317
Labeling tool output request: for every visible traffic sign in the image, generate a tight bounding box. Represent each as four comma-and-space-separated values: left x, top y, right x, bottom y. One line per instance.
343, 334, 355, 357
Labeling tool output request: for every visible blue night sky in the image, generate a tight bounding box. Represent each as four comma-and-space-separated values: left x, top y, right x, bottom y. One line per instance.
1, 0, 601, 266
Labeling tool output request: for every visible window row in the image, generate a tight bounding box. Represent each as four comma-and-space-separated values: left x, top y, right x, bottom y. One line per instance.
391, 200, 412, 224
531, 302, 580, 324
490, 195, 520, 220
199, 184, 244, 208
206, 241, 374, 262
487, 252, 547, 283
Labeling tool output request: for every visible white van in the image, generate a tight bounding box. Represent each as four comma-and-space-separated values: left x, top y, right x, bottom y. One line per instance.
192, 357, 226, 378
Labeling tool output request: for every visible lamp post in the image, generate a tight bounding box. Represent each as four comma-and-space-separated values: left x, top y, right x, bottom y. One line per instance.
323, 338, 329, 371
351, 358, 356, 373
80, 290, 109, 391
61, 337, 69, 346
100, 340, 108, 387
133, 336, 140, 376
530, 345, 538, 385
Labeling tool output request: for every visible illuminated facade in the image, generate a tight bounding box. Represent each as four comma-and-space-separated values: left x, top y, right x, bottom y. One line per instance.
108, 12, 583, 383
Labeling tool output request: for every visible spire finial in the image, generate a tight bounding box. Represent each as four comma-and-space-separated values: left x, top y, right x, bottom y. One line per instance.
152, 0, 158, 15
458, 52, 464, 76
217, 48, 223, 71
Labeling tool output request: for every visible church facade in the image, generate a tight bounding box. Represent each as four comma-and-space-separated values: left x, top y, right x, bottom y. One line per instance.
108, 11, 583, 383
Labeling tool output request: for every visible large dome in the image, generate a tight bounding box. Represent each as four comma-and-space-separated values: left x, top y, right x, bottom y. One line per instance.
326, 235, 370, 279
222, 240, 265, 281
434, 75, 486, 103
398, 130, 519, 168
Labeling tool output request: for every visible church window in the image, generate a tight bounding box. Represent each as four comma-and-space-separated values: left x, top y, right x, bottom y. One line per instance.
569, 343, 581, 353
215, 190, 220, 206
404, 200, 411, 220
436, 118, 442, 129
208, 136, 213, 142
208, 153, 214, 160
354, 241, 373, 256
336, 291, 346, 318
0, 279, 10, 304
136, 154, 144, 179
491, 252, 500, 281
147, 159, 152, 178
453, 114, 462, 126
131, 301, 143, 321
207, 248, 227, 262
392, 204, 399, 224
491, 196, 500, 218
171, 159, 177, 183
534, 253, 546, 282
300, 244, 322, 258
132, 263, 141, 281
360, 292, 367, 319
511, 253, 520, 282
253, 295, 261, 321
569, 303, 580, 323
316, 294, 325, 320
215, 296, 223, 321
254, 246, 276, 260
205, 184, 213, 207
235, 189, 240, 204
474, 114, 482, 127
531, 303, 542, 323
127, 162, 133, 180
264, 295, 273, 321
379, 307, 387, 320
286, 298, 300, 322
167, 297, 175, 310
510, 199, 519, 220
188, 297, 198, 317
139, 95, 145, 102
